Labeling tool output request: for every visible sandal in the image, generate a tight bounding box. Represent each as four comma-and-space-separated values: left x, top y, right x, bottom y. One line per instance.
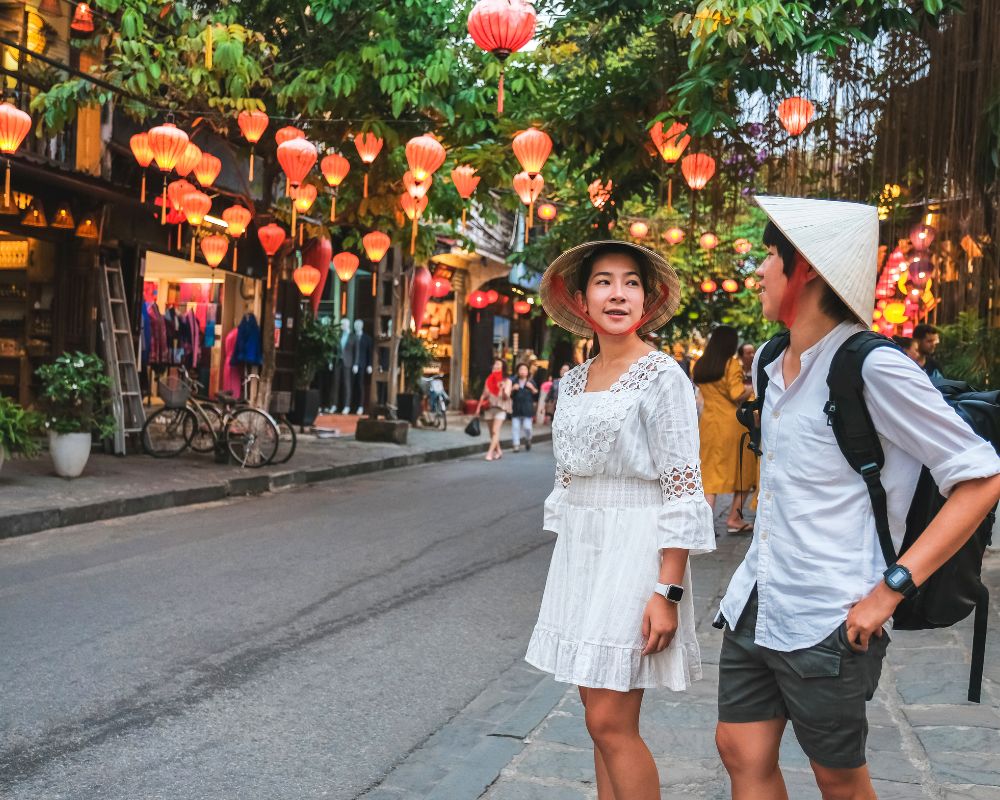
726, 522, 754, 534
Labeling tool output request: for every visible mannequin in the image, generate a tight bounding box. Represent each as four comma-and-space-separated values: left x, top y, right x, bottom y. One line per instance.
347, 319, 373, 414
335, 318, 354, 414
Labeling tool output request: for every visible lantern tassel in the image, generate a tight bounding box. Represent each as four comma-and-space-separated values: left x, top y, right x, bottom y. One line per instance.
248, 147, 255, 182
526, 201, 533, 245
161, 180, 168, 224
462, 206, 467, 232
177, 224, 182, 250
205, 24, 213, 69
190, 235, 196, 263
498, 68, 504, 115
233, 243, 238, 272
140, 172, 147, 204
299, 222, 304, 247
3, 159, 9, 207
330, 194, 336, 222
410, 215, 417, 255
341, 289, 347, 316
267, 257, 272, 290
667, 178, 673, 211
363, 172, 369, 199
372, 272, 377, 297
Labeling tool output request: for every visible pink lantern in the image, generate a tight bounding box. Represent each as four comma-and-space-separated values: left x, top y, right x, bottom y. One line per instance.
909, 224, 936, 250
410, 266, 432, 329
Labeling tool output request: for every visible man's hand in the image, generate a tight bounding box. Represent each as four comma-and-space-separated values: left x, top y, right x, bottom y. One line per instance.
641, 595, 678, 656
845, 582, 901, 652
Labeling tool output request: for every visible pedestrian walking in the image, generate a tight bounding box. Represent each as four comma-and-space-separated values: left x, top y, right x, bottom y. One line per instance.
533, 366, 551, 425
714, 196, 1000, 800
510, 362, 538, 451
527, 241, 715, 800
544, 362, 571, 423
912, 323, 943, 378
692, 326, 754, 533
478, 359, 511, 461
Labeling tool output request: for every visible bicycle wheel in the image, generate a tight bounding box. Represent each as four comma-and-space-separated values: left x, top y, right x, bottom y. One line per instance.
271, 416, 298, 465
142, 407, 194, 457
225, 408, 279, 468
186, 404, 224, 453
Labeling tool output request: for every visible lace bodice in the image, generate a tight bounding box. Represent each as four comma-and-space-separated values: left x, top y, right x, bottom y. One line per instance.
551, 351, 705, 502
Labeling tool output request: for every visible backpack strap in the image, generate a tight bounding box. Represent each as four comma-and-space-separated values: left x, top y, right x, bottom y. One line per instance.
741, 331, 790, 456
825, 331, 900, 568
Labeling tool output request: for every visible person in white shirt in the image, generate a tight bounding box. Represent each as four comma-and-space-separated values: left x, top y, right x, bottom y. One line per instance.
714, 196, 1000, 800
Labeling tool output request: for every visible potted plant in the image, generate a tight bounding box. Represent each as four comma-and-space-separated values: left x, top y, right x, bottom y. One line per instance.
397, 330, 435, 423
292, 310, 339, 426
0, 395, 42, 473
35, 352, 115, 478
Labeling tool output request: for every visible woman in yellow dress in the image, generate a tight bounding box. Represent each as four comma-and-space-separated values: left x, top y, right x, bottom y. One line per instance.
692, 326, 754, 532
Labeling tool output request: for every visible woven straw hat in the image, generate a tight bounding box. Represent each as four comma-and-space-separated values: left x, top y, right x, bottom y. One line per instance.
753, 195, 879, 326
539, 240, 681, 338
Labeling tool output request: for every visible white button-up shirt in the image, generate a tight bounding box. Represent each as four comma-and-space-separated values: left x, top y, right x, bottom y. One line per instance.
719, 322, 1000, 651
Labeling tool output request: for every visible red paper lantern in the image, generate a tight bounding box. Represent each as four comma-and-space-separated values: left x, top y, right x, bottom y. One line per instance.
682, 153, 715, 190
181, 189, 212, 227
403, 170, 433, 199
71, 2, 94, 32
167, 179, 195, 214
468, 291, 489, 309
700, 279, 717, 293
699, 232, 719, 250
733, 238, 752, 254
362, 231, 391, 263
777, 96, 815, 136
650, 121, 690, 163
333, 252, 360, 282
275, 126, 305, 145
722, 278, 739, 293
304, 237, 333, 314
486, 289, 500, 304
154, 196, 185, 226
174, 143, 202, 178
277, 138, 317, 189
909, 224, 936, 250
467, 0, 536, 113
321, 153, 350, 187
663, 227, 685, 245
354, 132, 384, 198
512, 128, 552, 176
513, 299, 531, 315
130, 132, 154, 203
410, 266, 432, 329
744, 276, 757, 290
588, 179, 612, 209
431, 277, 452, 298
257, 223, 286, 288
451, 165, 480, 199
537, 202, 557, 221
237, 110, 269, 180
405, 135, 446, 182
293, 264, 322, 296
291, 183, 318, 213
629, 221, 648, 240
193, 152, 221, 187
222, 205, 252, 237
200, 235, 229, 268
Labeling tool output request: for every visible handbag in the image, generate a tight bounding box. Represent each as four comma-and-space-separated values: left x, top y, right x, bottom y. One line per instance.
464, 415, 481, 437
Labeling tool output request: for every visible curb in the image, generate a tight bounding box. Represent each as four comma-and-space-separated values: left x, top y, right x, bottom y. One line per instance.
0, 432, 552, 540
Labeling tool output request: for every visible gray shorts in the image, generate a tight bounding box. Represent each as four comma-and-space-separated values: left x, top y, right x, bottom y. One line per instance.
717, 589, 889, 769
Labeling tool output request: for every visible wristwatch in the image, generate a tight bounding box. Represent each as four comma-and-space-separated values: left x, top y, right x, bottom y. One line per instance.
654, 583, 684, 604
883, 564, 918, 599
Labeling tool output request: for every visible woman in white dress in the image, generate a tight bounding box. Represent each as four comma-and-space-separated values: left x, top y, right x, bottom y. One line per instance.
526, 241, 715, 799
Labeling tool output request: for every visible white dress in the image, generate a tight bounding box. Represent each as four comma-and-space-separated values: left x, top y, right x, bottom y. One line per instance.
525, 350, 716, 692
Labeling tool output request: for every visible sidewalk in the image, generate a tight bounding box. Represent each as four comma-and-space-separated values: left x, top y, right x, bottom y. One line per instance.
0, 414, 550, 539
369, 508, 1000, 800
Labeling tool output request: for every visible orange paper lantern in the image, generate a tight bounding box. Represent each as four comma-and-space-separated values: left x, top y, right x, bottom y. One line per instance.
537, 202, 556, 221
148, 122, 189, 173
71, 2, 94, 32
664, 227, 685, 245
321, 153, 350, 187
588, 179, 612, 209
167, 179, 195, 214
277, 138, 317, 189
467, 0, 536, 114
257, 223, 286, 289
513, 299, 531, 315
182, 189, 211, 227
354, 132, 384, 198
512, 172, 543, 205
291, 183, 318, 213
333, 252, 360, 282
174, 142, 202, 178
200, 235, 229, 268
682, 153, 715, 190
130, 132, 154, 203
629, 221, 649, 240
405, 135, 446, 182
222, 205, 252, 237
451, 165, 480, 199
193, 152, 221, 187
403, 170, 433, 199
512, 128, 552, 176
237, 109, 269, 180
362, 231, 391, 263
400, 193, 428, 221
293, 264, 322, 296
650, 121, 690, 163
699, 232, 719, 250
777, 96, 815, 136
733, 238, 752, 254
722, 278, 739, 293
275, 126, 305, 145
700, 279, 717, 293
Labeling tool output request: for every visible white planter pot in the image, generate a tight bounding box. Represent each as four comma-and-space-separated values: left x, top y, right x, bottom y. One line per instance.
49, 431, 92, 478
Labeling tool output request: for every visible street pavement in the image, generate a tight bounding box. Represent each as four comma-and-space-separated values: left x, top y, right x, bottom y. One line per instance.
0, 442, 558, 799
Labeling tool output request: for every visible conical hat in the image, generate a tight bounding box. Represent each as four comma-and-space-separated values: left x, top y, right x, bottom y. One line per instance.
754, 196, 878, 326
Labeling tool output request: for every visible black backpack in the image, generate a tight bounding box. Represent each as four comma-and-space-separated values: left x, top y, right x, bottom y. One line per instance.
741, 330, 999, 702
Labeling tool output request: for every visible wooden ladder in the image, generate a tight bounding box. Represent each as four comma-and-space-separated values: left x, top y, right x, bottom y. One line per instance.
98, 258, 146, 454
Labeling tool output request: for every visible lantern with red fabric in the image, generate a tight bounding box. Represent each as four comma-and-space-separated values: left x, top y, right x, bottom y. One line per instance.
629, 221, 648, 240
588, 178, 612, 209
537, 202, 556, 231
681, 153, 715, 190
257, 223, 286, 289
513, 171, 543, 243
354, 132, 384, 198
403, 171, 433, 200
909, 223, 936, 250
166, 179, 195, 225
513, 299, 531, 315
182, 189, 212, 261
333, 251, 360, 285
363, 231, 391, 264
410, 266, 432, 329
130, 132, 154, 203
451, 165, 480, 231
744, 276, 757, 290
468, 291, 489, 309
290, 183, 318, 244
722, 278, 739, 293
223, 205, 252, 272
154, 195, 185, 226
512, 128, 552, 177
293, 264, 321, 297
431, 277, 452, 298
700, 279, 717, 293
486, 289, 500, 305
663, 227, 685, 245
148, 122, 190, 223
321, 152, 350, 221
405, 135, 446, 182
650, 121, 690, 164
303, 236, 333, 314
200, 235, 229, 270
237, 109, 269, 180
193, 152, 221, 187
71, 2, 94, 32
777, 97, 815, 136
277, 138, 317, 238
467, 0, 536, 114
733, 238, 752, 255
699, 232, 719, 250
174, 142, 202, 179
275, 126, 305, 145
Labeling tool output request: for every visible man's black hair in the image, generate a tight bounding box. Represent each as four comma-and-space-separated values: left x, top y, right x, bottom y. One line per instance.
913, 323, 939, 340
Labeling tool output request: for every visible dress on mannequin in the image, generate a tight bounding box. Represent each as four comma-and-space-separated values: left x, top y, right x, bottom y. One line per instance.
348, 319, 373, 414
336, 318, 354, 414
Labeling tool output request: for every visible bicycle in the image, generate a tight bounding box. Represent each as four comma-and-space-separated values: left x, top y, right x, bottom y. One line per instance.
141, 368, 279, 467
415, 374, 449, 430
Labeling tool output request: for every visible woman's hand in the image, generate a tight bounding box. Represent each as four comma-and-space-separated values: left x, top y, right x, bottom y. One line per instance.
641, 595, 678, 656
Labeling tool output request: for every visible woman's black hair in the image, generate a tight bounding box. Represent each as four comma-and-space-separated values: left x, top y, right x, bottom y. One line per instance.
692, 325, 739, 385
533, 366, 549, 385
577, 243, 654, 296
762, 221, 855, 323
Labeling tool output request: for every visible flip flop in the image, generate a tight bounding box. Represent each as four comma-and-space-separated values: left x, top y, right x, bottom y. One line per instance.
726, 522, 754, 534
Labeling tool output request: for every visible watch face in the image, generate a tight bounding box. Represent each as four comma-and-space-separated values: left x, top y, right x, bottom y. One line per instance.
886, 566, 908, 589
666, 585, 684, 602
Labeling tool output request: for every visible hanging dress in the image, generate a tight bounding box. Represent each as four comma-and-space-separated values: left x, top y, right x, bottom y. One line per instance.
525, 350, 715, 692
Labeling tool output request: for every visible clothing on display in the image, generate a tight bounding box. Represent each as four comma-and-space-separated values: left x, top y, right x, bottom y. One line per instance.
232, 313, 263, 367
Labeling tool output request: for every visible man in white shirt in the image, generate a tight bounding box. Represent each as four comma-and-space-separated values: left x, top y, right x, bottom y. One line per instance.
714, 196, 1000, 800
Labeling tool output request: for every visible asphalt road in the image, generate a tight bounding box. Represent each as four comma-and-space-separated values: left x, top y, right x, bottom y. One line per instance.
0, 445, 557, 800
